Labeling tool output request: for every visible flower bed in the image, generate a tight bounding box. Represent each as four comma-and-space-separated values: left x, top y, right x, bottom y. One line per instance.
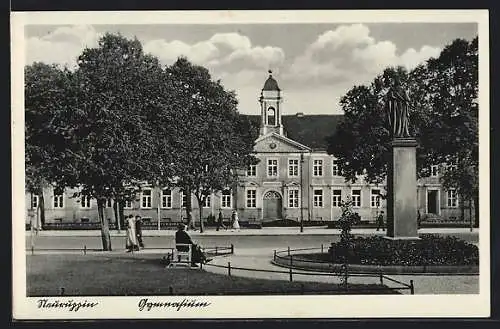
319, 235, 479, 266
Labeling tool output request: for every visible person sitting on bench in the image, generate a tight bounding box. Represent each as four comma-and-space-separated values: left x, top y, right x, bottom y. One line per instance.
175, 223, 211, 267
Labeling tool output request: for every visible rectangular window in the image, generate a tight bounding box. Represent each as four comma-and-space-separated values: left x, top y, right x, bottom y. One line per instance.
246, 189, 257, 208
141, 189, 152, 209
431, 165, 439, 177
313, 189, 323, 208
53, 194, 64, 209
180, 192, 187, 208
288, 159, 299, 177
80, 196, 91, 209
221, 189, 232, 208
31, 195, 39, 209
246, 164, 257, 177
124, 200, 133, 209
332, 189, 342, 207
161, 189, 172, 209
288, 189, 299, 208
447, 189, 458, 208
370, 189, 381, 208
332, 160, 341, 176
203, 195, 211, 208
267, 159, 278, 177
313, 159, 323, 177
351, 189, 361, 207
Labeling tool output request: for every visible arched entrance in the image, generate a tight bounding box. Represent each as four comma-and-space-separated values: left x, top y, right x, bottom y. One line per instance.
263, 190, 282, 220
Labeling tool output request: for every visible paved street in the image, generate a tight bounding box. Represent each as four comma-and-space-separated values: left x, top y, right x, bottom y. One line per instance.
25, 227, 479, 251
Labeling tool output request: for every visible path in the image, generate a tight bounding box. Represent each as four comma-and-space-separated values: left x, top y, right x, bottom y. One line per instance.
201, 248, 479, 295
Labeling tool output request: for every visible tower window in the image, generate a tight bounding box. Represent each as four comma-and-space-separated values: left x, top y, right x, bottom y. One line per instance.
267, 107, 276, 125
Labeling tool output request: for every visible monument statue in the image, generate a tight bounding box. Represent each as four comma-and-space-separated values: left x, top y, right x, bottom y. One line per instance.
383, 77, 412, 138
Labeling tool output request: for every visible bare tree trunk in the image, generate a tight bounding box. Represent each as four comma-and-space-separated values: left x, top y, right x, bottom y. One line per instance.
185, 188, 195, 230
98, 198, 112, 251
113, 200, 119, 231
473, 193, 479, 228
39, 193, 45, 229
196, 194, 205, 233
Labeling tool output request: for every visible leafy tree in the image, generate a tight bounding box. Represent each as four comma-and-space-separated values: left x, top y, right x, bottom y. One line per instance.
25, 63, 74, 228
326, 37, 478, 222
48, 33, 166, 249
166, 58, 259, 233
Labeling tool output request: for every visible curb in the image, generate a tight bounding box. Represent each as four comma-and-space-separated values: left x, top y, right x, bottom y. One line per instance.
25, 228, 479, 238
271, 257, 479, 275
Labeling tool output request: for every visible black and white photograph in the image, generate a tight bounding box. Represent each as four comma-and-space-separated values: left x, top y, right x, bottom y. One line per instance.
11, 10, 490, 319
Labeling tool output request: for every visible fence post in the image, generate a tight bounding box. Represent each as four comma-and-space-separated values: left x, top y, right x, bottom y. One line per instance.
321, 244, 324, 254
83, 245, 87, 255
287, 246, 290, 256
274, 250, 276, 261
215, 246, 218, 256
379, 273, 383, 285
410, 280, 414, 295
228, 262, 231, 277
231, 244, 234, 254
289, 255, 293, 282
300, 283, 304, 295
31, 246, 34, 255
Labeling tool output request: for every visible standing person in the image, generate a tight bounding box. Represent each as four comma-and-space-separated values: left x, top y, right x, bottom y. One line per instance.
376, 211, 385, 231
417, 209, 422, 229
125, 214, 139, 252
135, 215, 144, 248
231, 210, 240, 231
216, 210, 227, 231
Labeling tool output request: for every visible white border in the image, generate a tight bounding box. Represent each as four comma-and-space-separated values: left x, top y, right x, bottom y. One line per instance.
12, 10, 490, 319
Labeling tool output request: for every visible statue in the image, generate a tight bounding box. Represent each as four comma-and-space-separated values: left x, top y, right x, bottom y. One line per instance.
381, 76, 412, 138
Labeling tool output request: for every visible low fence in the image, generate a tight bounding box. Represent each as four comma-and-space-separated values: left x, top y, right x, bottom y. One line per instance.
26, 244, 234, 257
263, 245, 415, 294
200, 260, 414, 295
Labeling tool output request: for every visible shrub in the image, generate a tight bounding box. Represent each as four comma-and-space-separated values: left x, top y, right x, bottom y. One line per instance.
327, 234, 478, 266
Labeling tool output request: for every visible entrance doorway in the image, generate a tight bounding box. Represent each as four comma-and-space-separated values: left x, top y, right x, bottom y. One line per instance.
427, 190, 439, 215
263, 191, 282, 220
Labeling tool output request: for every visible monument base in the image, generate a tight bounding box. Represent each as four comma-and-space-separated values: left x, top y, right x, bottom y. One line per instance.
382, 236, 420, 241
386, 137, 419, 239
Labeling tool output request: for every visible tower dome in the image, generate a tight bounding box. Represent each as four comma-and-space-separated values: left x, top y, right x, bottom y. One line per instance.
262, 70, 280, 91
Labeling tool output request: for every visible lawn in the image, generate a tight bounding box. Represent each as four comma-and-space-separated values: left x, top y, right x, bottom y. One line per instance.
26, 254, 399, 296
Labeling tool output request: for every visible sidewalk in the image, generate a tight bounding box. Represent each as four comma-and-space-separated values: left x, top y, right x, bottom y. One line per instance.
26, 226, 479, 237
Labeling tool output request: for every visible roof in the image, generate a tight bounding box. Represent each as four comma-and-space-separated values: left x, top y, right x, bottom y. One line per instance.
262, 74, 280, 91
245, 114, 344, 151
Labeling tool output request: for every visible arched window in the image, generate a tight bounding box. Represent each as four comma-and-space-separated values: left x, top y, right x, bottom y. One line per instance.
267, 107, 276, 125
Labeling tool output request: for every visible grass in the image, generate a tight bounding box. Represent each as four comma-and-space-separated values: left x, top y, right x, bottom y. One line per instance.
26, 254, 399, 296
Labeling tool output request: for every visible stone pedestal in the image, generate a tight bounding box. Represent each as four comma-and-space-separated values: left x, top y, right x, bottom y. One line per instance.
386, 138, 419, 239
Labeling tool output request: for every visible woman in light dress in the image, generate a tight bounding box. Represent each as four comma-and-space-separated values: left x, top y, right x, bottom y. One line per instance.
231, 210, 240, 231
125, 214, 139, 252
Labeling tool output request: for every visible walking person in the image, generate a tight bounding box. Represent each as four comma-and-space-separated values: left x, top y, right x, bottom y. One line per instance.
231, 210, 240, 231
125, 214, 139, 252
135, 215, 144, 248
216, 210, 227, 231
376, 211, 385, 231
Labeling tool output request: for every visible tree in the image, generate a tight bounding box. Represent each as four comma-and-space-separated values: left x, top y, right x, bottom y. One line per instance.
47, 33, 167, 250
166, 58, 259, 233
25, 63, 74, 228
326, 37, 478, 222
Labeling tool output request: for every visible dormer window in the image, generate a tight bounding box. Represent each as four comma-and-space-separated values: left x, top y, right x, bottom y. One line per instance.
267, 107, 276, 125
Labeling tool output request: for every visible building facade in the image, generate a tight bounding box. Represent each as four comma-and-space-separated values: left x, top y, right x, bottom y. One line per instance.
25, 73, 471, 227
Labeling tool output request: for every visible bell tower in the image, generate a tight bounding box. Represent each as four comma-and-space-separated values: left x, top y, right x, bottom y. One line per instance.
259, 70, 283, 136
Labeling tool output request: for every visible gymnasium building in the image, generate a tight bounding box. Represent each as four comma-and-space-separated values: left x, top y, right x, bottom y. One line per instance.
25, 72, 471, 228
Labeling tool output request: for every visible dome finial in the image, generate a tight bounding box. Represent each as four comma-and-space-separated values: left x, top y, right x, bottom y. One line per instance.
268, 69, 272, 75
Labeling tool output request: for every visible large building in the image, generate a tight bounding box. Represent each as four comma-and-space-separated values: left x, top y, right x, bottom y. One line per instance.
25, 72, 471, 228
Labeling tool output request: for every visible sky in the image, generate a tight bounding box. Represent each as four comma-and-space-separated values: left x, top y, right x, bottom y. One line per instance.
25, 23, 477, 115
